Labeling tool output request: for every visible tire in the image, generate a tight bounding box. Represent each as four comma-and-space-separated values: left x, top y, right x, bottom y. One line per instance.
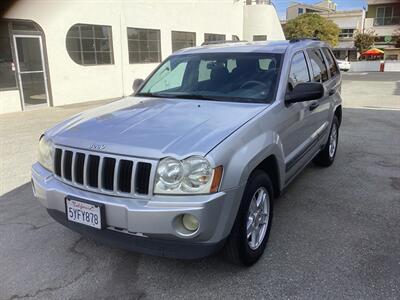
313, 115, 339, 167
224, 170, 273, 266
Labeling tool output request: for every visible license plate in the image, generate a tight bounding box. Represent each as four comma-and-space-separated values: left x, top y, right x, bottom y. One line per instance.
65, 197, 105, 229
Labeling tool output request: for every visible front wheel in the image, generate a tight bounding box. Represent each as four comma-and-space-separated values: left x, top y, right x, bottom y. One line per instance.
313, 116, 339, 167
224, 170, 273, 266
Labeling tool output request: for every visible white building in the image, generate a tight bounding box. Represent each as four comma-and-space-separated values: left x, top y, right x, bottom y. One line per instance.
286, 0, 336, 20
285, 0, 365, 61
364, 0, 400, 51
0, 0, 284, 114
319, 9, 366, 61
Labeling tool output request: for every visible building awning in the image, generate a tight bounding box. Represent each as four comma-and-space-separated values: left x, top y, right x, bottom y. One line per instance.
333, 41, 355, 50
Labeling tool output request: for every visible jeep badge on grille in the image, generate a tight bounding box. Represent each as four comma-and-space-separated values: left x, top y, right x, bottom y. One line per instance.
90, 144, 106, 151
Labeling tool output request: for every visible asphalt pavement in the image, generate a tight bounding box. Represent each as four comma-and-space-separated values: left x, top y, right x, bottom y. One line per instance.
0, 72, 399, 299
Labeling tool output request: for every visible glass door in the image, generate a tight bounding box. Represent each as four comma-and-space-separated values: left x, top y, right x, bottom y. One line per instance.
13, 35, 49, 109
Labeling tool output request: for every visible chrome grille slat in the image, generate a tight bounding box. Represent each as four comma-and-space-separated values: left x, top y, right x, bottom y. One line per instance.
53, 145, 155, 199
130, 162, 137, 196
83, 152, 89, 187
98, 156, 104, 190
113, 159, 120, 193
60, 149, 65, 179
71, 152, 76, 182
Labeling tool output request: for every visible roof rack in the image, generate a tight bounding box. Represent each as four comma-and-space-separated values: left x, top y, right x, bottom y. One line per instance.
201, 40, 248, 46
289, 37, 321, 43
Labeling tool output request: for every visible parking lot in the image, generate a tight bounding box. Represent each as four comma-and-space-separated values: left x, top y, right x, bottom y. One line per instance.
0, 72, 399, 299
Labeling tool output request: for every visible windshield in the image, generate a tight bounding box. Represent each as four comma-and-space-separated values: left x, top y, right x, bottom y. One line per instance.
136, 52, 282, 103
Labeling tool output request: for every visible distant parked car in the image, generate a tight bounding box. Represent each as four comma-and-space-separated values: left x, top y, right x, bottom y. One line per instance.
32, 39, 342, 266
337, 60, 351, 72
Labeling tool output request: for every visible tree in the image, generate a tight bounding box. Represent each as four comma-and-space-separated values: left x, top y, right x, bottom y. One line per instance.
354, 30, 376, 54
284, 14, 340, 47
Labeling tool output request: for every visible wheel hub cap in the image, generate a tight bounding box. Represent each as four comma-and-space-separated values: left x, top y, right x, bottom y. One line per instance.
329, 123, 337, 158
247, 187, 270, 250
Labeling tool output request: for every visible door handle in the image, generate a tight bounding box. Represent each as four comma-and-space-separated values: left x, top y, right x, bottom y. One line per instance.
309, 102, 319, 111
329, 89, 335, 96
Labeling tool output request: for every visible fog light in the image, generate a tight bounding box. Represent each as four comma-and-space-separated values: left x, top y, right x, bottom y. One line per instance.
182, 214, 199, 232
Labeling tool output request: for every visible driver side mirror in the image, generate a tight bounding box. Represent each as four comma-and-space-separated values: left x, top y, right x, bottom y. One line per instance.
285, 82, 324, 103
132, 78, 144, 93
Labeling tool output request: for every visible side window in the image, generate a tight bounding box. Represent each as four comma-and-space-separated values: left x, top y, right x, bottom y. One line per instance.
322, 47, 339, 78
288, 51, 310, 88
307, 48, 328, 83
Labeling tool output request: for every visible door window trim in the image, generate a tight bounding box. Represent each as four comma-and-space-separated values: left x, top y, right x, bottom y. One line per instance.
305, 47, 330, 83
286, 50, 311, 89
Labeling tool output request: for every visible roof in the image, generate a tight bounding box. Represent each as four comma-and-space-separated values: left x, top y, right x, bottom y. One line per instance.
172, 40, 327, 55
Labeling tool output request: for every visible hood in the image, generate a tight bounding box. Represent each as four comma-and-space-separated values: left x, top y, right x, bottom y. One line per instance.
48, 97, 267, 159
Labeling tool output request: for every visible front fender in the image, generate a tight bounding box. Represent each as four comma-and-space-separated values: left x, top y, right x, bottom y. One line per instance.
206, 116, 285, 238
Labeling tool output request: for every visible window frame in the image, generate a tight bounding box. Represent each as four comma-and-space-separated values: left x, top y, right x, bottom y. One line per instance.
253, 35, 267, 42
286, 50, 311, 90
339, 28, 355, 39
321, 47, 340, 79
305, 47, 329, 83
127, 27, 162, 64
66, 23, 114, 66
204, 33, 226, 43
171, 30, 196, 52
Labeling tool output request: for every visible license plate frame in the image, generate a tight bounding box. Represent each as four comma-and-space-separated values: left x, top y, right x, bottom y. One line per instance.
65, 196, 105, 230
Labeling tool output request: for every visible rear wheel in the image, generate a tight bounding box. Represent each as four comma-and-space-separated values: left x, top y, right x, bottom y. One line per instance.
313, 116, 339, 167
224, 170, 273, 266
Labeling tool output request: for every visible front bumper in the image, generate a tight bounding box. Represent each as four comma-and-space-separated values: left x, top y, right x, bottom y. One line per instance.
32, 163, 242, 259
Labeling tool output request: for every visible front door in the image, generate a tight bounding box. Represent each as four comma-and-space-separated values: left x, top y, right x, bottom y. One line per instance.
13, 35, 49, 109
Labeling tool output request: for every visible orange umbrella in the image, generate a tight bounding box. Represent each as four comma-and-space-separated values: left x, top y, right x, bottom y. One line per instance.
362, 48, 384, 56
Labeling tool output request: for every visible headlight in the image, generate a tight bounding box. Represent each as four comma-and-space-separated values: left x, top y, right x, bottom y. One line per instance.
154, 156, 222, 195
38, 135, 54, 172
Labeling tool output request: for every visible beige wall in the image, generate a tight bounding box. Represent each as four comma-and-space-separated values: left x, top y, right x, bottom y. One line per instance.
1, 0, 283, 114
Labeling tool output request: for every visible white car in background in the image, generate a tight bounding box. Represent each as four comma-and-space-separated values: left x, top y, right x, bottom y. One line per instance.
337, 60, 351, 72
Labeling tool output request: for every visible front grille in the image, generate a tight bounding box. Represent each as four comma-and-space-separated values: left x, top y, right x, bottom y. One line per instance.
53, 146, 155, 198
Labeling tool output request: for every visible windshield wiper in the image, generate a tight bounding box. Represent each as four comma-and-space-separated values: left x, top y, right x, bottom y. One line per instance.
135, 92, 170, 98
166, 94, 224, 101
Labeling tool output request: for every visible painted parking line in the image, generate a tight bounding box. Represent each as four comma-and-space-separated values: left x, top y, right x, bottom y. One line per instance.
344, 72, 368, 75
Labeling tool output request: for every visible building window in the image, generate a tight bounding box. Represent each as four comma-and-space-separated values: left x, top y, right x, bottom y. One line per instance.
339, 29, 355, 39
66, 24, 114, 65
0, 21, 17, 89
375, 5, 400, 26
127, 27, 161, 64
171, 31, 196, 52
204, 33, 226, 43
298, 8, 304, 14
253, 35, 267, 41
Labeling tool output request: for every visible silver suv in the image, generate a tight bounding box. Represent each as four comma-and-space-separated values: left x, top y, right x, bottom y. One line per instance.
32, 40, 342, 265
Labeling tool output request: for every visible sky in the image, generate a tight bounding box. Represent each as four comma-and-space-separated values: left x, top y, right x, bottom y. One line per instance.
273, 0, 368, 20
